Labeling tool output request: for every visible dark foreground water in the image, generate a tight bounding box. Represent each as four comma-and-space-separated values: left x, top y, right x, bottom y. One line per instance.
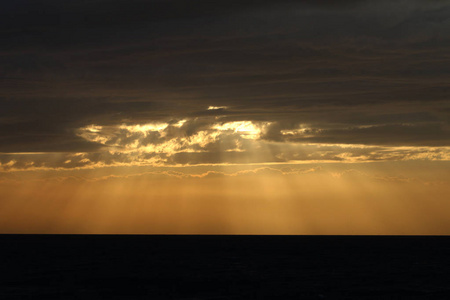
1, 235, 450, 299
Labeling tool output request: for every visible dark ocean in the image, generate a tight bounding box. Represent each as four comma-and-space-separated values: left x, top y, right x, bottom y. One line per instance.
1, 235, 449, 299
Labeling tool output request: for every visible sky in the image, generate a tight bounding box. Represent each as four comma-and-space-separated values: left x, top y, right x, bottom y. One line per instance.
1, 0, 450, 234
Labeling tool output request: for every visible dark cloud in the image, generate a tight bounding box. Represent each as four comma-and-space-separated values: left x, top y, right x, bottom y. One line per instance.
1, 0, 449, 153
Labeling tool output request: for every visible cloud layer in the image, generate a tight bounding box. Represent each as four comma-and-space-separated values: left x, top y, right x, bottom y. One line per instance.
1, 0, 449, 168
1, 114, 449, 171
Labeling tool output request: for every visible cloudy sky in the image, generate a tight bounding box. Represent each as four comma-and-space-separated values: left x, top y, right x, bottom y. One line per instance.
1, 0, 449, 234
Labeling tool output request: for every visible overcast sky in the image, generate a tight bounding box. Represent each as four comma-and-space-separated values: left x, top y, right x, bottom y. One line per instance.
1, 0, 449, 160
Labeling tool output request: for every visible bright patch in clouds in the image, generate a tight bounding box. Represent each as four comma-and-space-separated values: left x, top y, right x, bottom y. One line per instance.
0, 116, 449, 172
77, 119, 272, 152
207, 106, 228, 110
212, 121, 270, 139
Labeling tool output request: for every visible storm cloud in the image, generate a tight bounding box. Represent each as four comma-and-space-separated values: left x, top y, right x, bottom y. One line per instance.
1, 0, 449, 167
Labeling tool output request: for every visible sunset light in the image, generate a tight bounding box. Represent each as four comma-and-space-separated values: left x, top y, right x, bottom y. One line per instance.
1, 0, 449, 235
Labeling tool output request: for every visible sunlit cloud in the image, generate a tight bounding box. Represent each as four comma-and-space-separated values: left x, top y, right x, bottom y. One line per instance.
77, 119, 272, 154
1, 116, 449, 172
207, 106, 228, 110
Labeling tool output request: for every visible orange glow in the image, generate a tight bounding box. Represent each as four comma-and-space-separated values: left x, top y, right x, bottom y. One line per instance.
1, 162, 449, 234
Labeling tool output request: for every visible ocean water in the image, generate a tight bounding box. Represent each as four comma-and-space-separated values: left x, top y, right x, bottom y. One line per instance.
1, 235, 449, 299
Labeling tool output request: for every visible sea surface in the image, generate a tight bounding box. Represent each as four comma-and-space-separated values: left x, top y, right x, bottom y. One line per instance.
1, 235, 449, 299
